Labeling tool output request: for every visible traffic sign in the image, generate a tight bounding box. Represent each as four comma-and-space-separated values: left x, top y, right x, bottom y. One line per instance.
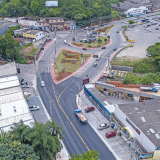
83, 78, 89, 85
93, 55, 98, 58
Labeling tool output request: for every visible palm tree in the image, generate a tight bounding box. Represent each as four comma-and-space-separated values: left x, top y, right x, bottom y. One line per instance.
98, 38, 102, 46
0, 128, 11, 143
104, 38, 107, 44
10, 120, 32, 144
29, 122, 62, 160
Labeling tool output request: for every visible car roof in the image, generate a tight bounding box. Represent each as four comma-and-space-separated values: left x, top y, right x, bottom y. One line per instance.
101, 123, 106, 127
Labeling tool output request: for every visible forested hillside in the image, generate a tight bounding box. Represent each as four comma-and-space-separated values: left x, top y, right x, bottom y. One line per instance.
0, 0, 112, 21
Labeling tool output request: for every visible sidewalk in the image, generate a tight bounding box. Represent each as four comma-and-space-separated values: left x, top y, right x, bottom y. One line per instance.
76, 89, 138, 160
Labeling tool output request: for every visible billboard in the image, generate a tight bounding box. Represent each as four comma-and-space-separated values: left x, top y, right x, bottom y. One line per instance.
45, 1, 58, 6
83, 78, 89, 85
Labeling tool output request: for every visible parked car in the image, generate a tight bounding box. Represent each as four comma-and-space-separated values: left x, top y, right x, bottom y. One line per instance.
98, 123, 109, 130
117, 31, 119, 33
64, 40, 67, 44
102, 47, 106, 49
29, 106, 40, 111
147, 24, 151, 26
113, 48, 117, 51
93, 63, 97, 67
82, 48, 87, 50
155, 28, 159, 30
151, 22, 157, 25
159, 24, 160, 26
105, 132, 116, 138
146, 53, 151, 57
85, 107, 95, 112
41, 81, 45, 87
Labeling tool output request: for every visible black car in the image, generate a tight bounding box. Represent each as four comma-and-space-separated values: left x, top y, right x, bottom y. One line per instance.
117, 31, 119, 33
113, 48, 117, 51
102, 47, 106, 49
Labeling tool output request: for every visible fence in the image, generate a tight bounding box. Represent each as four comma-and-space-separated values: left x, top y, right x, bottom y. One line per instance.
111, 65, 133, 72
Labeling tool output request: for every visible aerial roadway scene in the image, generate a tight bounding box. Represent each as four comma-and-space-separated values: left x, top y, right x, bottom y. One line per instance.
1, 0, 160, 160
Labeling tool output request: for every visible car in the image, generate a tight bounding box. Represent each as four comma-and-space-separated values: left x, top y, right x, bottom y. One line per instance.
117, 31, 119, 33
155, 28, 159, 30
147, 24, 151, 26
41, 81, 45, 87
93, 63, 97, 67
105, 132, 116, 138
68, 43, 71, 46
85, 107, 95, 112
98, 123, 109, 130
64, 40, 67, 44
29, 106, 40, 111
113, 48, 117, 51
151, 22, 157, 25
159, 24, 160, 26
146, 53, 151, 57
96, 57, 101, 61
82, 48, 87, 50
124, 22, 127, 24
102, 47, 106, 49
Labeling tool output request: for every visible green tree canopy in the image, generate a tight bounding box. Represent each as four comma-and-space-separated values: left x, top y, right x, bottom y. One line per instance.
128, 20, 134, 24
0, 141, 40, 160
70, 150, 100, 160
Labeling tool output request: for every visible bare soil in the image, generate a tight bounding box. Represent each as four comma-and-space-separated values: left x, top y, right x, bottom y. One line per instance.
56, 72, 72, 81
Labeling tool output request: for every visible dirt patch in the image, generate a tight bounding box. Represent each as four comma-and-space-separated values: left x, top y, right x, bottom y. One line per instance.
65, 54, 79, 59
56, 72, 72, 81
65, 60, 79, 63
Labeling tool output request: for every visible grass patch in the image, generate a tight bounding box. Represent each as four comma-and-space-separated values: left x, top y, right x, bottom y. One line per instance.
54, 49, 91, 76
73, 36, 109, 48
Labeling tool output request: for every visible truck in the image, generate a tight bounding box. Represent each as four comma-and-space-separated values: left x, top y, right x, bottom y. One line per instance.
140, 86, 158, 92
74, 109, 88, 123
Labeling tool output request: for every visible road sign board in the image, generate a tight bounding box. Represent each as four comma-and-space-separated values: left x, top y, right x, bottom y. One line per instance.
83, 78, 89, 85
93, 55, 98, 58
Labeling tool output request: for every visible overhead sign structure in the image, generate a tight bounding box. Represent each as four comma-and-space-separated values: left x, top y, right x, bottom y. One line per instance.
93, 55, 98, 58
83, 78, 89, 85
45, 1, 58, 7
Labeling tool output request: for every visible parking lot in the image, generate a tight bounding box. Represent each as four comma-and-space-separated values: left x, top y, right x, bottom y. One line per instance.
117, 18, 160, 59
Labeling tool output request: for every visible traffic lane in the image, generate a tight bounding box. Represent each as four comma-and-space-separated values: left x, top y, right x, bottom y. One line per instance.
37, 75, 85, 156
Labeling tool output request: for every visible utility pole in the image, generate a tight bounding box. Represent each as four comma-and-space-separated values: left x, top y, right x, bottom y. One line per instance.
91, 19, 92, 30
74, 26, 76, 39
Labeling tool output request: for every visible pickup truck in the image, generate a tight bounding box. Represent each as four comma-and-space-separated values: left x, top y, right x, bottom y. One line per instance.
74, 109, 88, 123
140, 86, 158, 92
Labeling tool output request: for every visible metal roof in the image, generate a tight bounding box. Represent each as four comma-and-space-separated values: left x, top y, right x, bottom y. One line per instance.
0, 62, 17, 77
118, 102, 160, 147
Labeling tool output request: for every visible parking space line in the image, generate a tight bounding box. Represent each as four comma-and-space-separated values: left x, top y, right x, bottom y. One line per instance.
119, 153, 131, 157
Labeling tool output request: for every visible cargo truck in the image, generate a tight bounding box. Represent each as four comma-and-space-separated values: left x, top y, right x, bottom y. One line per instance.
74, 109, 88, 123
140, 86, 158, 92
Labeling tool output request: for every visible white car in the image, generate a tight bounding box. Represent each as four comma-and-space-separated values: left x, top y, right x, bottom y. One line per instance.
98, 123, 109, 130
64, 40, 67, 44
41, 81, 45, 87
29, 106, 40, 111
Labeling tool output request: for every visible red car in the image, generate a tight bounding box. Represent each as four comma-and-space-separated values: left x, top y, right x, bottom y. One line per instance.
147, 24, 151, 27
105, 132, 116, 138
85, 107, 95, 112
82, 48, 87, 50
159, 24, 160, 26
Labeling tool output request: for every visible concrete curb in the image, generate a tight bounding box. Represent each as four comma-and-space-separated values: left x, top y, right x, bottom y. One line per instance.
121, 29, 127, 42
69, 36, 112, 49
50, 49, 93, 85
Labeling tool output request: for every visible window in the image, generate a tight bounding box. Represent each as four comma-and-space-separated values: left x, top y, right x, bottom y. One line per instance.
0, 110, 1, 116
60, 20, 62, 21
13, 106, 16, 112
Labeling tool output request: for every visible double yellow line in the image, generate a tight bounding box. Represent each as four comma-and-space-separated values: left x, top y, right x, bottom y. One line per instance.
52, 84, 90, 151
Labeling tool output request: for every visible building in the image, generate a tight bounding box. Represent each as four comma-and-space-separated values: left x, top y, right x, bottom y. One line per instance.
18, 19, 38, 27
37, 17, 64, 31
3, 17, 23, 23
23, 30, 45, 41
64, 20, 76, 30
0, 20, 13, 35
125, 6, 149, 17
14, 38, 24, 46
14, 28, 28, 37
0, 62, 35, 132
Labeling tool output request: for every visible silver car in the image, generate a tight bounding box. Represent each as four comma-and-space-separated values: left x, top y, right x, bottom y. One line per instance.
98, 123, 109, 130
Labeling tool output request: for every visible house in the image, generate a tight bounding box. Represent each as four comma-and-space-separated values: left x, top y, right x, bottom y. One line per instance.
23, 30, 45, 41
14, 28, 28, 37
37, 17, 64, 31
64, 20, 76, 30
14, 38, 24, 46
18, 19, 38, 27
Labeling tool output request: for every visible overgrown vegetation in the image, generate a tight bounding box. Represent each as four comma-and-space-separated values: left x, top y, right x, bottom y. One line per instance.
5, 25, 21, 36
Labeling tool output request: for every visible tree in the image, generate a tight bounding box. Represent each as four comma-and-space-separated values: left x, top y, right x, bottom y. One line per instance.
31, 0, 40, 15
107, 35, 110, 39
88, 39, 92, 44
0, 141, 40, 160
128, 20, 134, 24
98, 38, 102, 46
0, 129, 11, 143
104, 38, 108, 44
70, 150, 100, 160
72, 37, 75, 42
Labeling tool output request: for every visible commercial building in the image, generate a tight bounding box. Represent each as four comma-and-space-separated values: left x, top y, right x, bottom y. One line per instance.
0, 62, 34, 132
23, 30, 45, 41
64, 20, 76, 30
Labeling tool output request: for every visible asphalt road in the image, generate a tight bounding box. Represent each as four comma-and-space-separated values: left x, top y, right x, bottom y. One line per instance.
37, 12, 158, 159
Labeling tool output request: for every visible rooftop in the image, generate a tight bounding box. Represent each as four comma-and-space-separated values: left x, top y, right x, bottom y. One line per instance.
14, 38, 24, 43
23, 30, 41, 34
40, 17, 63, 20
118, 101, 160, 147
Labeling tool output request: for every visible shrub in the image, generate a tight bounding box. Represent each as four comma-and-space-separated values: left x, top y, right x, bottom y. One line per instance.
68, 54, 73, 57
63, 51, 67, 55
72, 59, 75, 64
61, 59, 66, 63
62, 68, 65, 72
80, 40, 83, 42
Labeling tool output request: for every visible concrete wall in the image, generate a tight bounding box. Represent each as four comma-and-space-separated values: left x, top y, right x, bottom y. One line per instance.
18, 19, 37, 26
115, 106, 156, 152
111, 65, 133, 72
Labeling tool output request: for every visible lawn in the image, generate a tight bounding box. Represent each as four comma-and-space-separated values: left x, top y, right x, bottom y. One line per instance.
54, 49, 91, 80
73, 36, 109, 48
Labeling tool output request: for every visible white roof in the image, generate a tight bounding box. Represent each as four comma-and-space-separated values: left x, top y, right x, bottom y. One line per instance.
85, 84, 94, 88
104, 104, 115, 113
